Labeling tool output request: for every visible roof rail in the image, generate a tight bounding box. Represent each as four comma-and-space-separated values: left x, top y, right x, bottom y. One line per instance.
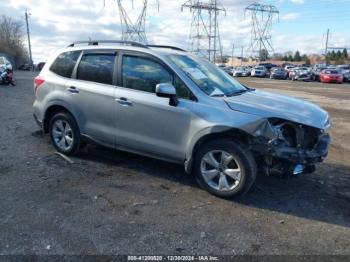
147, 45, 186, 52
67, 40, 148, 48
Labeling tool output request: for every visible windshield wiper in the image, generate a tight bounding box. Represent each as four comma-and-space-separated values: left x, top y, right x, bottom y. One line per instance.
210, 93, 225, 97
226, 87, 255, 97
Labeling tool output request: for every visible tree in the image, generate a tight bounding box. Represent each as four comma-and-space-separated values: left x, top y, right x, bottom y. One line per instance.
342, 48, 348, 59
305, 58, 311, 65
294, 51, 301, 61
259, 49, 269, 61
0, 15, 28, 66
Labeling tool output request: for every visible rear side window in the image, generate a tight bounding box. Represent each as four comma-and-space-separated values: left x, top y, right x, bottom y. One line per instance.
50, 51, 81, 78
122, 55, 173, 93
77, 54, 115, 85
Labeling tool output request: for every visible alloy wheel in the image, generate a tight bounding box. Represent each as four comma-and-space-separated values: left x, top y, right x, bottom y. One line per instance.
200, 150, 241, 192
52, 119, 74, 151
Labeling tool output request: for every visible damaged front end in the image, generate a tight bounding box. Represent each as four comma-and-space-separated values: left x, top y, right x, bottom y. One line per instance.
247, 118, 331, 176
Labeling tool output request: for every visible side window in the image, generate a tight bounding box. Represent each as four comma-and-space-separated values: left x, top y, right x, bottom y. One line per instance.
50, 51, 80, 78
122, 55, 172, 93
174, 75, 192, 100
77, 54, 115, 85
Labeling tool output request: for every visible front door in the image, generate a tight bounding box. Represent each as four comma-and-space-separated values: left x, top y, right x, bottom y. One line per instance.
114, 53, 194, 161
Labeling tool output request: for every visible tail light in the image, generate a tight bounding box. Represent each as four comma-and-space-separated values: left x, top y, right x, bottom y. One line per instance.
34, 76, 45, 94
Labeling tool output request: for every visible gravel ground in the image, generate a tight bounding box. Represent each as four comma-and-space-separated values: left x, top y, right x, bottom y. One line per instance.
0, 71, 349, 255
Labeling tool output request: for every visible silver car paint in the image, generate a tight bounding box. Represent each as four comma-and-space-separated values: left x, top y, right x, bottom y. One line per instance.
33, 44, 330, 171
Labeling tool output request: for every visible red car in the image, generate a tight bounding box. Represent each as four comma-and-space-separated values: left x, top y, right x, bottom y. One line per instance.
320, 69, 343, 84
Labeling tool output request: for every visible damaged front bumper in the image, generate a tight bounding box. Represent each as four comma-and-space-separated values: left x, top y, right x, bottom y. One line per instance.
261, 132, 330, 164
248, 118, 331, 175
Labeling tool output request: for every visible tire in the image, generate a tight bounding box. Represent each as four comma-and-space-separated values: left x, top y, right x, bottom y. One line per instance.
193, 139, 257, 198
49, 112, 81, 155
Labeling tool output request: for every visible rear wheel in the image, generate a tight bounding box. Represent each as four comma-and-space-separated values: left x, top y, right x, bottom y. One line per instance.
49, 112, 81, 155
193, 139, 257, 198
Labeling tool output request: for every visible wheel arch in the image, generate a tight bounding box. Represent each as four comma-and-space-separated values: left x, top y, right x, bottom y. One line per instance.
43, 104, 75, 133
184, 127, 255, 174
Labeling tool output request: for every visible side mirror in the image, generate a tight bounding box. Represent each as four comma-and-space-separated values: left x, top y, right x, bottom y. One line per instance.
156, 83, 179, 106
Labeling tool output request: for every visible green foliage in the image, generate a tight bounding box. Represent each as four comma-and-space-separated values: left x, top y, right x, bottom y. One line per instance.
325, 48, 349, 65
294, 51, 301, 61
259, 49, 269, 61
0, 15, 28, 66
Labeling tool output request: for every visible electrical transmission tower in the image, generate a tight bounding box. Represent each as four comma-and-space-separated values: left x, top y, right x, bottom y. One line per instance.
181, 0, 226, 62
109, 0, 159, 44
245, 3, 279, 60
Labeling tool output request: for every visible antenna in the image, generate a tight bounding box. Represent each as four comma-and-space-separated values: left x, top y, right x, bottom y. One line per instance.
181, 0, 226, 62
245, 2, 279, 61
107, 0, 159, 44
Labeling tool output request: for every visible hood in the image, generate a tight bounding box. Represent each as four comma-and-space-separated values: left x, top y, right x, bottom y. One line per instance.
224, 90, 329, 129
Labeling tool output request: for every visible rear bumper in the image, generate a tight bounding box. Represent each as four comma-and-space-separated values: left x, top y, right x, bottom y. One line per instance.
33, 113, 43, 129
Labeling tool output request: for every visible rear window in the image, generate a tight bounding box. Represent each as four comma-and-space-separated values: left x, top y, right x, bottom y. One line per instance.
77, 54, 115, 85
50, 51, 81, 78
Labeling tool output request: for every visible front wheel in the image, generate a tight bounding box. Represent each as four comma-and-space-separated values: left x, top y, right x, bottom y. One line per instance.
193, 139, 257, 198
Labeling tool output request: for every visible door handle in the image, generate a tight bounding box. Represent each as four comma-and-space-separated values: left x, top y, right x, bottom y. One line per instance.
67, 86, 79, 93
115, 97, 133, 106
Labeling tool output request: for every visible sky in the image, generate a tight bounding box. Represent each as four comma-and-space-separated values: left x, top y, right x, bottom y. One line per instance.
1, 0, 350, 63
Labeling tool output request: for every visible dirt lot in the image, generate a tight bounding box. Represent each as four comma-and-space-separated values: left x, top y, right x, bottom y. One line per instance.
0, 71, 349, 255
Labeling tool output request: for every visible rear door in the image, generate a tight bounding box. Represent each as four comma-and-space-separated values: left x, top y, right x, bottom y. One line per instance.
66, 50, 117, 146
114, 51, 194, 161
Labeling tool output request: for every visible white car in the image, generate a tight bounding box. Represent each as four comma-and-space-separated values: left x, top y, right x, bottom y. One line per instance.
232, 67, 250, 77
0, 56, 12, 71
251, 66, 268, 77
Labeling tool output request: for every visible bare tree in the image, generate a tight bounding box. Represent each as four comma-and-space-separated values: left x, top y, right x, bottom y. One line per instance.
0, 15, 28, 66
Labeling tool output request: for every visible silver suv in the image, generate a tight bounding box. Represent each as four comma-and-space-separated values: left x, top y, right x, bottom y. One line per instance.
33, 40, 331, 198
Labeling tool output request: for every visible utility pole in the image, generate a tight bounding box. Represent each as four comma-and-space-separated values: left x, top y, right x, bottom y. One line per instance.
241, 46, 244, 65
325, 29, 330, 55
231, 43, 234, 66
25, 10, 33, 69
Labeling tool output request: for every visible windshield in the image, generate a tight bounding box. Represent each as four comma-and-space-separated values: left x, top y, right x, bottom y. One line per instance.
325, 70, 340, 74
168, 54, 247, 96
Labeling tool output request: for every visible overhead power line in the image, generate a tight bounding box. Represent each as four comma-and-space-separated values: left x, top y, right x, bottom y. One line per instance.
245, 2, 279, 60
107, 0, 159, 44
181, 0, 226, 62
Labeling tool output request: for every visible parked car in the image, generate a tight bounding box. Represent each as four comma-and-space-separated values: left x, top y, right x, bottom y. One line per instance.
284, 65, 295, 73
320, 69, 343, 84
270, 67, 288, 80
232, 66, 250, 77
289, 67, 312, 81
251, 66, 268, 77
18, 64, 32, 71
340, 69, 350, 82
0, 56, 12, 69
336, 65, 350, 82
258, 63, 277, 71
36, 62, 46, 71
222, 66, 233, 76
33, 40, 331, 198
311, 67, 327, 81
